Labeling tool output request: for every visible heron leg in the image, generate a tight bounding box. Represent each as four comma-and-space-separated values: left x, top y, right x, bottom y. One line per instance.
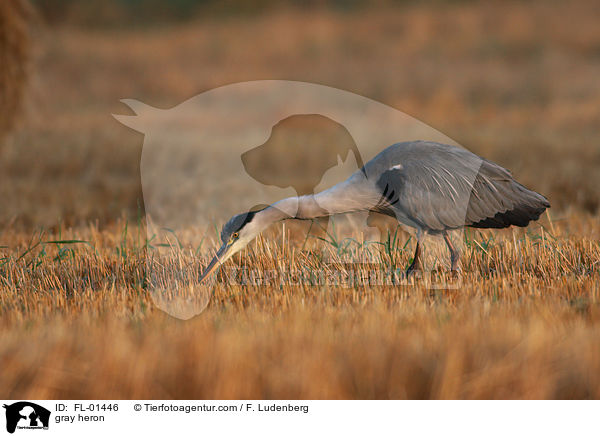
406, 231, 424, 276
443, 231, 460, 272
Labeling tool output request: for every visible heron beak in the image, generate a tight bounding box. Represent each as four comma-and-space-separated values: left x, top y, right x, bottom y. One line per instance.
199, 243, 231, 283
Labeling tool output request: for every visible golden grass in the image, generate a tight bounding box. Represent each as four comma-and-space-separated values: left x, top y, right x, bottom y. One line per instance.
0, 214, 598, 399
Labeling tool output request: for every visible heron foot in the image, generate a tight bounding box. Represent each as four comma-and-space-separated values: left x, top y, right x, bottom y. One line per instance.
405, 259, 423, 279
450, 258, 461, 273
449, 267, 461, 280
406, 239, 423, 279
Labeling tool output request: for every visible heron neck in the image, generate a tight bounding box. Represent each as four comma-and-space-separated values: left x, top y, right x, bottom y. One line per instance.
262, 195, 328, 223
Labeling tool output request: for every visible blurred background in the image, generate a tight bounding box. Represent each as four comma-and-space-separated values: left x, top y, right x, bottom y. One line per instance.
1, 0, 599, 229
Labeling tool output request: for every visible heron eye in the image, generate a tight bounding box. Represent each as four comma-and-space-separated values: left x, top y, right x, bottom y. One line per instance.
232, 232, 239, 240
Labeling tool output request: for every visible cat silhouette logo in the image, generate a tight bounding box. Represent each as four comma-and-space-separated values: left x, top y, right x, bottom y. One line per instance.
3, 402, 50, 433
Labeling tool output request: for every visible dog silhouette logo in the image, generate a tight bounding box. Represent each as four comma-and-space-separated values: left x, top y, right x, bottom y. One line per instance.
241, 114, 365, 197
3, 402, 50, 433
241, 113, 367, 241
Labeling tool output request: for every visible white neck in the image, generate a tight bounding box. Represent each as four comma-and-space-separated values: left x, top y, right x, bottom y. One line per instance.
249, 171, 377, 235
258, 195, 328, 226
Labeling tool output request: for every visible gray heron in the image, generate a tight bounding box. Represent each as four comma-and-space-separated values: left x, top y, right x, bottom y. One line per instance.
200, 140, 550, 281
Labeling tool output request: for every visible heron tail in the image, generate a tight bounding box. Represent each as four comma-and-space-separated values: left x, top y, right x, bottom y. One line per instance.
467, 161, 550, 229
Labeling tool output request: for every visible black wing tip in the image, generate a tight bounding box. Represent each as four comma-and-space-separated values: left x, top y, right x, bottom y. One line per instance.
470, 201, 550, 229
536, 191, 551, 209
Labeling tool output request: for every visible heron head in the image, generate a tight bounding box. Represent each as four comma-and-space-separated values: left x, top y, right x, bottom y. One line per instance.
199, 209, 265, 282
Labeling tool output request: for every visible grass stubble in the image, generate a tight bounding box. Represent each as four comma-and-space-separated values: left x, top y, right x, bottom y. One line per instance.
0, 213, 598, 399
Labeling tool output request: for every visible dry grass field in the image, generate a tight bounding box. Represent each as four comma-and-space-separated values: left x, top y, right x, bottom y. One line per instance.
1, 216, 599, 399
1, 0, 599, 399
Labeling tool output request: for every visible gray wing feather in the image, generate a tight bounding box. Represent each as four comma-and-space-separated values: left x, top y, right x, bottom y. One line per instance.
368, 141, 549, 231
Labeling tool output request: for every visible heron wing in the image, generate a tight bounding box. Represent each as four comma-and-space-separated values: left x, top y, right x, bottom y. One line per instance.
370, 141, 549, 231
